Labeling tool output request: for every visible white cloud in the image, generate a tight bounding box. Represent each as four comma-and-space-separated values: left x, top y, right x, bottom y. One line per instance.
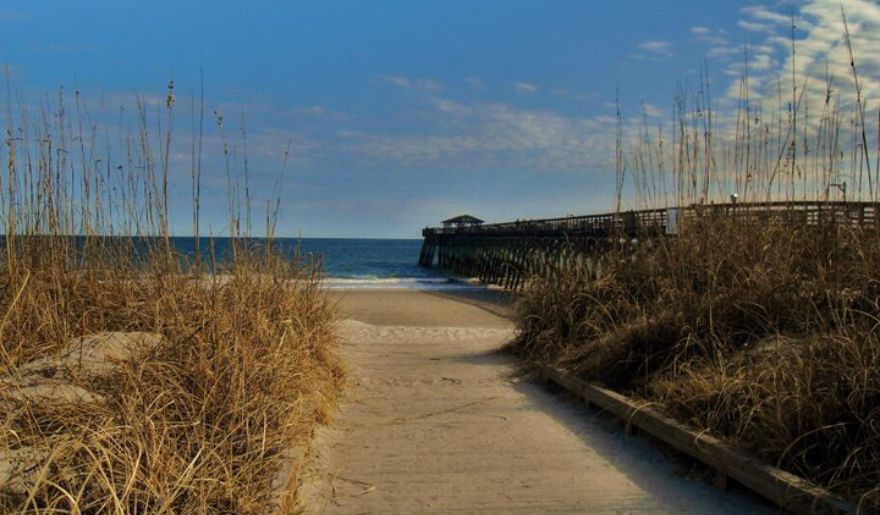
431, 98, 470, 114
378, 75, 444, 92
708, 45, 742, 58
690, 25, 736, 59
643, 0, 880, 203
641, 102, 665, 118
513, 81, 539, 94
416, 79, 445, 92
750, 53, 775, 70
728, 0, 880, 107
631, 40, 674, 61
343, 98, 617, 171
740, 5, 791, 26
551, 88, 596, 101
638, 40, 673, 56
738, 20, 774, 33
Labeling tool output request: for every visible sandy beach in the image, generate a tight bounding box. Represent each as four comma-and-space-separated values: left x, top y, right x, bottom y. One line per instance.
301, 290, 772, 514
330, 289, 516, 327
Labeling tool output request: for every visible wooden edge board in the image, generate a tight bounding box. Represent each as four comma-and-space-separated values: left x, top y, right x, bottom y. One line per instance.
539, 365, 862, 515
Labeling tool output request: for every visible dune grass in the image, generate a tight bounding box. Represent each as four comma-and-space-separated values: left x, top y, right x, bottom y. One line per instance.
512, 217, 880, 507
511, 15, 880, 510
0, 85, 343, 513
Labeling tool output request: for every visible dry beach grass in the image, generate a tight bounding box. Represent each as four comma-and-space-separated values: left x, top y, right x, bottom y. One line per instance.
0, 86, 343, 513
511, 14, 880, 510
511, 218, 880, 508
1, 245, 343, 513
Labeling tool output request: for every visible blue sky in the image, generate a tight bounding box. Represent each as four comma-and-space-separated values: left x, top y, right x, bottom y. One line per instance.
2, 1, 880, 237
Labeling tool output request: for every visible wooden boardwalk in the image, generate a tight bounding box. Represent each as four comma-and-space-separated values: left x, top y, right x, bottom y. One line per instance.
419, 201, 880, 289
300, 291, 772, 514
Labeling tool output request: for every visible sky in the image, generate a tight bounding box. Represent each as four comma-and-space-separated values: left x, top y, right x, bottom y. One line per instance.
2, 0, 880, 238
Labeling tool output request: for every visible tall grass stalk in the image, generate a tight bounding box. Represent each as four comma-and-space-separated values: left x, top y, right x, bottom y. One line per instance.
0, 82, 343, 513
512, 10, 880, 509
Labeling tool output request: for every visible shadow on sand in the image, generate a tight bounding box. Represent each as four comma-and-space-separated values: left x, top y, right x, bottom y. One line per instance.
423, 288, 518, 321
449, 342, 775, 514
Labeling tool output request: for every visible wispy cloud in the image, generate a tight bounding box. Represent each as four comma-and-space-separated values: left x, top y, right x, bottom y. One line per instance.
464, 76, 486, 90
740, 5, 791, 26
640, 102, 665, 118
430, 97, 471, 114
737, 19, 775, 33
690, 25, 733, 53
377, 75, 444, 92
551, 88, 597, 101
707, 45, 741, 59
638, 40, 673, 57
339, 96, 617, 172
720, 0, 880, 108
293, 105, 352, 120
630, 40, 674, 61
378, 75, 410, 88
298, 105, 330, 116
513, 81, 538, 94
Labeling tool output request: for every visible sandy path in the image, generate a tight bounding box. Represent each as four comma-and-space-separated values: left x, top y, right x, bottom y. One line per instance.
301, 290, 771, 514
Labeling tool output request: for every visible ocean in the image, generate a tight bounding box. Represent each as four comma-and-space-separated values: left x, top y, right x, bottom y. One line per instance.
166, 236, 478, 290
28, 236, 476, 290
296, 238, 476, 290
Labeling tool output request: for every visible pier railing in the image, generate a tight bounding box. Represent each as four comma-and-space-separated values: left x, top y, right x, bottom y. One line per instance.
423, 208, 667, 238
423, 201, 880, 238
419, 201, 880, 290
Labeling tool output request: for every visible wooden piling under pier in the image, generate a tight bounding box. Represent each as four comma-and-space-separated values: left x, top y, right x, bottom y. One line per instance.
419, 201, 880, 290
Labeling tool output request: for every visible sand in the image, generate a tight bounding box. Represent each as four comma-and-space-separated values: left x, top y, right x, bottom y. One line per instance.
0, 332, 162, 494
301, 290, 772, 514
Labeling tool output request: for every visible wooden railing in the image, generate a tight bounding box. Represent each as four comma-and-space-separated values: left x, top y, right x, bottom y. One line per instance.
423, 201, 880, 238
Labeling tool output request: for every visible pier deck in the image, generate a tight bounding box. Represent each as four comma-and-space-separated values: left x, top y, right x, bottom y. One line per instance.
419, 201, 880, 289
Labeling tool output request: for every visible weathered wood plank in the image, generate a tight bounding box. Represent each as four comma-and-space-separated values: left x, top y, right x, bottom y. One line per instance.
540, 365, 859, 515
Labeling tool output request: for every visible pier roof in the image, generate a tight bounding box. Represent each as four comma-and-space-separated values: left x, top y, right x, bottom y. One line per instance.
442, 214, 484, 227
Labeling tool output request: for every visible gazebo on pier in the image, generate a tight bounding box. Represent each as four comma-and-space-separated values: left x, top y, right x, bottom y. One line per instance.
441, 214, 484, 230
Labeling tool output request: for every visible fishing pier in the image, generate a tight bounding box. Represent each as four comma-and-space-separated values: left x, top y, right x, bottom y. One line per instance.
419, 201, 880, 290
